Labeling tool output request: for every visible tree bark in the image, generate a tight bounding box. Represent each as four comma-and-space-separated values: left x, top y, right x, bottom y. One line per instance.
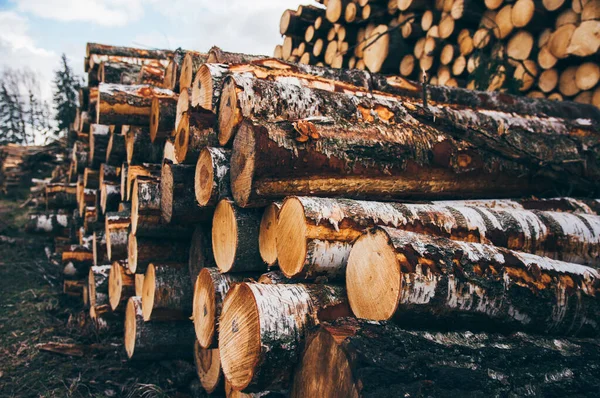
46, 183, 77, 210
105, 132, 126, 166
97, 83, 175, 126
125, 163, 161, 201
105, 211, 130, 261
347, 227, 600, 336
62, 245, 94, 280
162, 48, 187, 92
92, 230, 108, 266
292, 317, 600, 398
193, 267, 246, 348
86, 43, 173, 60
142, 262, 193, 321
126, 127, 164, 165
161, 162, 211, 224
432, 197, 600, 215
206, 46, 267, 64
194, 342, 224, 395
138, 65, 165, 86
257, 270, 292, 284
124, 296, 195, 361
150, 95, 178, 143
83, 168, 99, 189
98, 62, 141, 84
179, 51, 208, 91
188, 224, 215, 283
89, 124, 110, 168
78, 188, 97, 216
195, 147, 231, 207
212, 199, 265, 273
128, 234, 191, 274
100, 182, 120, 214
88, 264, 111, 318
219, 282, 350, 392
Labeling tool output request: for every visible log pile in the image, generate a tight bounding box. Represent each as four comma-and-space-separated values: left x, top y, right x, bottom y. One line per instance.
275, 0, 600, 108
25, 39, 600, 397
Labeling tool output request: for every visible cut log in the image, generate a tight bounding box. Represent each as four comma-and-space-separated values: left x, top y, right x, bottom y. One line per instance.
179, 51, 208, 91
138, 65, 165, 86
83, 206, 98, 234
193, 268, 246, 348
548, 23, 577, 59
135, 274, 144, 297
126, 126, 164, 165
163, 48, 186, 91
46, 183, 77, 210
105, 211, 130, 261
347, 227, 600, 336
108, 260, 135, 311
434, 197, 600, 215
543, 0, 566, 11
92, 230, 108, 266
83, 168, 99, 190
195, 147, 231, 207
98, 62, 141, 84
88, 264, 111, 317
259, 202, 282, 268
559, 65, 580, 97
212, 199, 264, 273
128, 233, 190, 274
125, 163, 161, 201
194, 342, 224, 395
189, 224, 215, 284
86, 43, 173, 60
105, 131, 126, 166
292, 317, 600, 397
124, 296, 195, 361
100, 182, 120, 214
174, 108, 219, 164
206, 46, 267, 64
507, 30, 534, 60
142, 262, 192, 321
219, 282, 349, 392
78, 188, 97, 216
150, 95, 177, 143
72, 142, 88, 175
97, 83, 175, 126
576, 62, 600, 91
161, 162, 211, 224
25, 212, 71, 236
62, 245, 93, 280
89, 124, 110, 168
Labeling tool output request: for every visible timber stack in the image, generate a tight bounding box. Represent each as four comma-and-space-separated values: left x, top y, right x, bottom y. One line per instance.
25, 38, 600, 398
275, 0, 600, 108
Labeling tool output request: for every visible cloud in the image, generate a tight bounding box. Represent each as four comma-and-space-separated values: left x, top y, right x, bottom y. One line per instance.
12, 0, 145, 26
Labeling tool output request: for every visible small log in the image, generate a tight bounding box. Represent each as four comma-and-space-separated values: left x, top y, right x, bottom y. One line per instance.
259, 202, 282, 268
179, 51, 208, 91
280, 9, 313, 37
100, 182, 120, 214
86, 43, 173, 60
98, 62, 141, 84
124, 296, 195, 361
97, 83, 175, 126
188, 224, 215, 284
194, 342, 224, 395
46, 183, 77, 210
98, 163, 120, 188
78, 188, 97, 217
125, 127, 164, 165
161, 162, 211, 224
71, 142, 88, 174
174, 91, 218, 164
105, 211, 130, 261
83, 206, 98, 234
89, 124, 110, 168
62, 245, 94, 280
195, 147, 231, 207
105, 131, 126, 166
131, 176, 161, 235
142, 262, 193, 321
163, 48, 186, 91
150, 95, 178, 143
92, 230, 108, 266
108, 260, 135, 311
219, 282, 349, 392
25, 212, 71, 236
193, 268, 245, 348
568, 20, 600, 56
135, 274, 144, 297
206, 46, 267, 64
347, 227, 600, 336
128, 233, 191, 274
88, 264, 111, 317
212, 199, 264, 273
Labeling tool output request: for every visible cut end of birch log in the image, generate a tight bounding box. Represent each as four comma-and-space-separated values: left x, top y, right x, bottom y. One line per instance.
194, 341, 223, 394
218, 77, 244, 146
259, 202, 281, 267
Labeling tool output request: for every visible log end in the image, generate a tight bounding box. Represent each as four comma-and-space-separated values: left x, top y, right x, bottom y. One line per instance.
141, 263, 156, 321
128, 232, 138, 274
174, 113, 190, 164
195, 148, 215, 207
219, 283, 260, 391
149, 96, 161, 143
277, 197, 308, 278
194, 341, 223, 394
160, 162, 175, 224
193, 268, 217, 348
212, 199, 238, 273
230, 121, 256, 208
124, 296, 140, 359
259, 202, 281, 267
346, 228, 401, 321
108, 260, 124, 311
218, 78, 242, 146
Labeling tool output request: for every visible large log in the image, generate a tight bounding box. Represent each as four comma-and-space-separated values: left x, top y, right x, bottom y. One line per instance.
142, 262, 193, 321
433, 197, 600, 215
195, 147, 231, 207
62, 245, 94, 280
179, 51, 208, 91
96, 83, 175, 126
219, 282, 350, 392
276, 197, 600, 280
212, 199, 264, 273
347, 227, 600, 336
128, 233, 190, 274
25, 212, 71, 236
108, 260, 135, 311
188, 224, 215, 283
292, 317, 600, 397
194, 342, 224, 395
124, 296, 195, 361
45, 183, 77, 210
192, 268, 245, 348
89, 124, 110, 168
125, 127, 164, 165
105, 211, 130, 261
161, 162, 211, 224
259, 202, 281, 268
149, 95, 178, 143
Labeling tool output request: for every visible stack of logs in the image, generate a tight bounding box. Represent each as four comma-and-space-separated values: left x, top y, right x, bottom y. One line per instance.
25, 41, 600, 397
275, 0, 600, 108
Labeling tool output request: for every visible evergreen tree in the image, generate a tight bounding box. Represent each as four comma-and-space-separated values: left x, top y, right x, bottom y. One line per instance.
53, 53, 81, 134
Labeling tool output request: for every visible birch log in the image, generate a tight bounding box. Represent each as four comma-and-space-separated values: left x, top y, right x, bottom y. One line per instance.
142, 262, 193, 321
105, 129, 126, 166
179, 51, 208, 91
347, 227, 600, 336
88, 265, 111, 318
62, 245, 94, 280
128, 233, 190, 274
206, 46, 267, 64
45, 183, 77, 210
25, 212, 71, 236
89, 124, 110, 168
259, 202, 282, 268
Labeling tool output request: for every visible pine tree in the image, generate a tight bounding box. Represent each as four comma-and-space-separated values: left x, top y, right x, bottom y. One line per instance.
53, 54, 81, 134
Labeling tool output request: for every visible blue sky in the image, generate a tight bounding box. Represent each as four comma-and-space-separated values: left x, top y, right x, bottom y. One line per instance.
0, 0, 306, 101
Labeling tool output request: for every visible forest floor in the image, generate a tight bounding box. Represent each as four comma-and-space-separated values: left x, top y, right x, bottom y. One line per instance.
0, 196, 200, 398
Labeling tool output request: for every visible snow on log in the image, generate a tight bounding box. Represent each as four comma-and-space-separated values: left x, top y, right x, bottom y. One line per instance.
105, 211, 130, 261
25, 212, 71, 236
62, 245, 94, 280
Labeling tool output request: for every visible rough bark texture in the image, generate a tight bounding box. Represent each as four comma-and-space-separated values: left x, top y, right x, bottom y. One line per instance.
125, 296, 195, 361
348, 227, 600, 336
220, 282, 350, 392
106, 132, 126, 166
174, 108, 219, 165
150, 95, 177, 142
206, 46, 267, 64
97, 83, 175, 126
83, 168, 100, 189
125, 163, 161, 201
194, 342, 224, 395
138, 65, 165, 86
86, 43, 173, 60
195, 147, 231, 207
88, 265, 111, 316
126, 127, 164, 165
105, 211, 130, 261
188, 224, 215, 283
143, 262, 193, 321
46, 183, 77, 210
99, 62, 141, 84
92, 230, 108, 266
433, 197, 600, 215
100, 182, 120, 214
89, 124, 110, 168
161, 162, 211, 224
128, 235, 191, 274
292, 317, 600, 398
108, 260, 135, 312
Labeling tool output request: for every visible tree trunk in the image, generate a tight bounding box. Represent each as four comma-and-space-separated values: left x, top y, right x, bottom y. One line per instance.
25, 212, 72, 236
89, 124, 110, 168
105, 211, 130, 261
46, 183, 77, 210
86, 43, 173, 60
292, 317, 600, 398
100, 182, 120, 214
206, 46, 267, 64
128, 234, 191, 274
88, 264, 111, 317
219, 282, 350, 392
150, 95, 178, 143
97, 83, 175, 126
62, 245, 94, 280
126, 127, 164, 165
432, 197, 600, 215
195, 147, 231, 207
179, 51, 208, 91
142, 262, 193, 321
124, 296, 195, 361
108, 260, 135, 311
92, 230, 108, 266
161, 162, 211, 224
193, 267, 246, 349
277, 197, 600, 281
98, 62, 141, 84
138, 65, 165, 86
188, 224, 215, 283
212, 199, 265, 273
105, 132, 126, 166
194, 342, 224, 395
259, 202, 282, 268
347, 227, 600, 336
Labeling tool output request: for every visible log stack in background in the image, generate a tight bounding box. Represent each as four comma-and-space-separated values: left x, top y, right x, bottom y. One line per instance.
275, 0, 600, 108
25, 36, 600, 398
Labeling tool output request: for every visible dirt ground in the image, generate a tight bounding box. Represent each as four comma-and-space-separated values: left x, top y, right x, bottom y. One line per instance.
0, 198, 201, 398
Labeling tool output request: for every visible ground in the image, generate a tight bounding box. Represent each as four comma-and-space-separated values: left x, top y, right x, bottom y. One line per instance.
0, 196, 200, 398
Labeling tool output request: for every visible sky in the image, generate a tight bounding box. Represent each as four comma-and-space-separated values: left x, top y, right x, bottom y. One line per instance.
0, 0, 307, 102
